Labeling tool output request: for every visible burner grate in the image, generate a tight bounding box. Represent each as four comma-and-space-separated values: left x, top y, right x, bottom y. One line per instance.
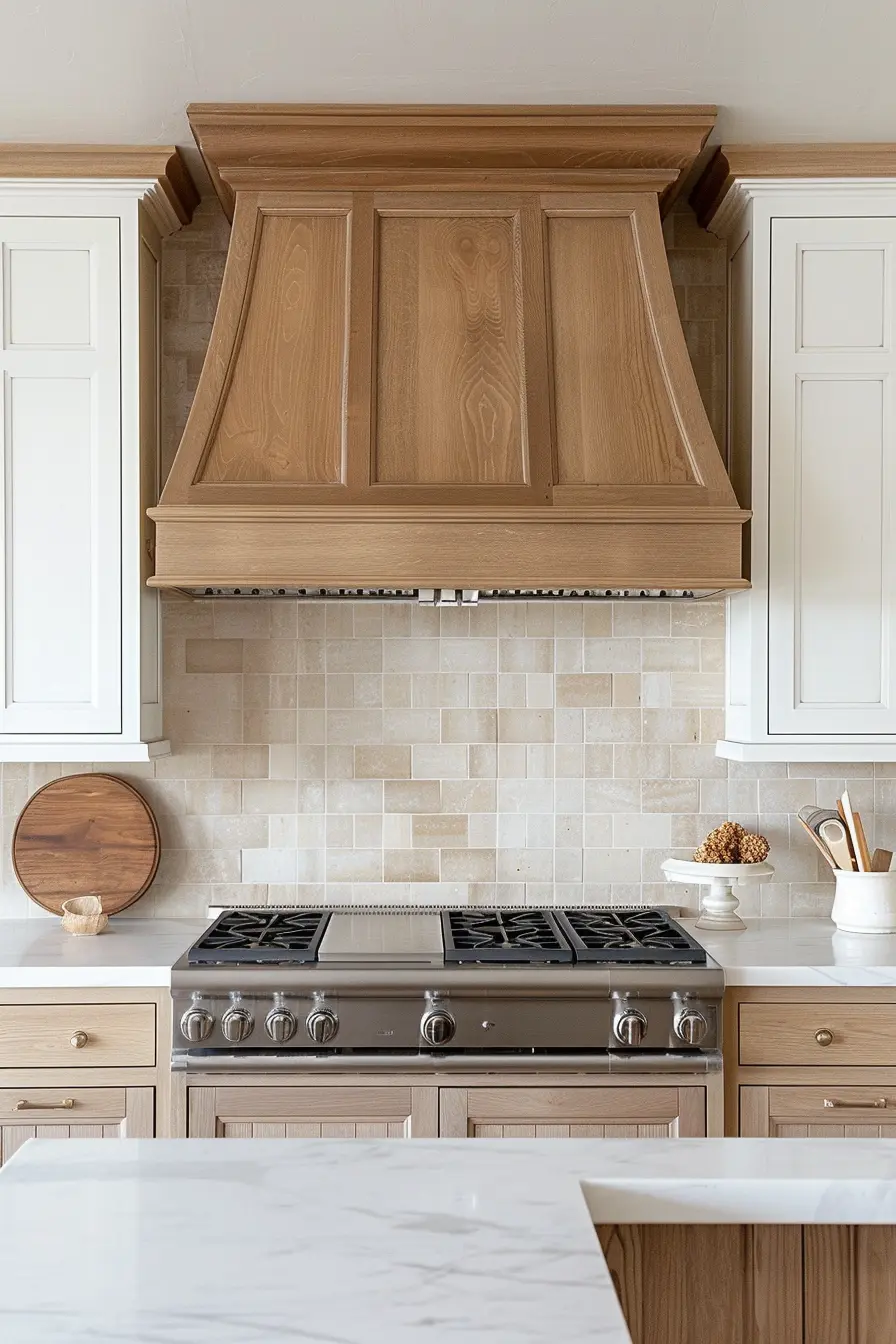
188, 910, 331, 965
555, 909, 706, 964
442, 910, 573, 963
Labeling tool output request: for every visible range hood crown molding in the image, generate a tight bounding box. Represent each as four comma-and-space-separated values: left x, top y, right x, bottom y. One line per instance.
150, 103, 748, 594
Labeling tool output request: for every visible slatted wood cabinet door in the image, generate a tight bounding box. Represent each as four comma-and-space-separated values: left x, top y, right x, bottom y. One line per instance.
741, 1085, 896, 1138
438, 1086, 707, 1138
0, 1086, 154, 1165
187, 1085, 439, 1139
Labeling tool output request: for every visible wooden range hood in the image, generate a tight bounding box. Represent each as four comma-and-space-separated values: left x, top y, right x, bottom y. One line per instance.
149, 104, 748, 593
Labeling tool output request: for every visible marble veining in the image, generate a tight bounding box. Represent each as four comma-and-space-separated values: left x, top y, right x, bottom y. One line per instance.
0, 918, 208, 987
683, 917, 896, 985
3, 1138, 896, 1343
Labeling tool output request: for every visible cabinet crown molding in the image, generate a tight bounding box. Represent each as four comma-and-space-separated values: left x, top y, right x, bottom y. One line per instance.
0, 144, 199, 232
692, 143, 896, 230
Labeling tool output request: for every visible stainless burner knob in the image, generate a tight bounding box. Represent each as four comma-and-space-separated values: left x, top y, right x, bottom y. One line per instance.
420, 1008, 456, 1046
265, 1007, 297, 1044
306, 1007, 338, 1045
614, 1011, 647, 1047
676, 1009, 708, 1046
180, 1006, 214, 1043
221, 1008, 254, 1044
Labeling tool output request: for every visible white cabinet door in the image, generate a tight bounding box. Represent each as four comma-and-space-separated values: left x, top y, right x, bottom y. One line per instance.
768, 216, 896, 736
0, 217, 122, 734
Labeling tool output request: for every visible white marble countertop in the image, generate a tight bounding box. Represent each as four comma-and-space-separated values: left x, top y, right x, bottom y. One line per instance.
1, 1137, 896, 1344
0, 918, 208, 987
683, 917, 896, 986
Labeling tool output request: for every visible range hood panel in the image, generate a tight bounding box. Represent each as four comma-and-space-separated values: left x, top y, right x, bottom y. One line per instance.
150, 105, 748, 591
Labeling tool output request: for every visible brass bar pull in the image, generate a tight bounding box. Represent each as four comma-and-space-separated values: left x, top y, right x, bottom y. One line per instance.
14, 1098, 75, 1111
823, 1097, 888, 1109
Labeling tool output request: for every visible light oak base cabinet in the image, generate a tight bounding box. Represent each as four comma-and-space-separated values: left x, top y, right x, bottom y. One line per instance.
439, 1085, 706, 1138
0, 1086, 153, 1165
181, 1077, 716, 1140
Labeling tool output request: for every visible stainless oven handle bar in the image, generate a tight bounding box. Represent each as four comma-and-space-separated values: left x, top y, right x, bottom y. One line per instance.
173, 1049, 723, 1075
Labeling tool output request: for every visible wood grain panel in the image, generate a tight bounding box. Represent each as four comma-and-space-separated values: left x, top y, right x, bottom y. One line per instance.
374, 212, 527, 487
739, 1003, 896, 1066
199, 210, 349, 486
804, 1226, 855, 1343
462, 1086, 681, 1123
856, 1227, 896, 1343
187, 1084, 432, 1138
0, 1086, 153, 1166
548, 210, 696, 488
0, 1004, 155, 1068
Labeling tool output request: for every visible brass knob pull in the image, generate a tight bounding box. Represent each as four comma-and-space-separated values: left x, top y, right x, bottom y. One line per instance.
14, 1098, 74, 1111
70, 1031, 89, 1049
815, 1028, 834, 1047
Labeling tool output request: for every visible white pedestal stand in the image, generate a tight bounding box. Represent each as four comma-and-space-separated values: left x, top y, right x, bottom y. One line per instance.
661, 859, 774, 931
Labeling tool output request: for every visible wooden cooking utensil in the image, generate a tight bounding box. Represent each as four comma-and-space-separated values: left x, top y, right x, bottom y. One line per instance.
872, 849, 894, 873
797, 816, 837, 870
12, 774, 160, 915
851, 809, 873, 873
839, 790, 867, 871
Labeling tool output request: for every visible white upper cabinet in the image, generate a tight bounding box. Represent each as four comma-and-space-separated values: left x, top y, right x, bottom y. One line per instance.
0, 150, 197, 760
702, 168, 896, 760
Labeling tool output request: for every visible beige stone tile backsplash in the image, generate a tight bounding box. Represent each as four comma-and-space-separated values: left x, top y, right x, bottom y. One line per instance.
0, 199, 868, 920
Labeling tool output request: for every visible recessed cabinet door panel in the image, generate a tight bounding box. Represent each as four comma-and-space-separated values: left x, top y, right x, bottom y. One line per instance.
199, 211, 349, 487
438, 1086, 705, 1137
372, 200, 546, 499
768, 216, 896, 735
0, 217, 121, 734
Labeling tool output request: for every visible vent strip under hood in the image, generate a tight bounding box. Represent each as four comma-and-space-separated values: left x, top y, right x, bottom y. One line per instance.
150, 104, 748, 595
184, 587, 715, 602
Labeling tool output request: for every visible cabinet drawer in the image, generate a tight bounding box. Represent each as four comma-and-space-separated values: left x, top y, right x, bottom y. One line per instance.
769, 1086, 896, 1120
0, 1004, 155, 1068
0, 1087, 127, 1121
739, 1003, 896, 1066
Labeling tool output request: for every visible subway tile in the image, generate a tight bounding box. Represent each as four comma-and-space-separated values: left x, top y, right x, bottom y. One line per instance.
441, 848, 496, 881
241, 848, 297, 883
242, 779, 298, 814
642, 778, 700, 813
354, 745, 412, 779
385, 779, 442, 813
243, 639, 298, 673
499, 638, 553, 673
583, 606, 612, 636
584, 639, 641, 673
642, 638, 700, 672
642, 709, 699, 743
383, 709, 440, 744
584, 708, 641, 743
414, 673, 468, 707
412, 744, 468, 778
497, 848, 553, 881
556, 674, 612, 707
498, 709, 554, 743
327, 849, 383, 882
185, 639, 243, 673
412, 813, 469, 847
441, 779, 496, 812
384, 638, 439, 672
440, 639, 497, 672
327, 780, 384, 813
385, 849, 439, 882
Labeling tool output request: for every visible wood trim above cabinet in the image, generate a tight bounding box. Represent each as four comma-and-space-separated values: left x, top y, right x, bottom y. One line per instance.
692, 143, 896, 227
187, 103, 717, 218
0, 144, 199, 226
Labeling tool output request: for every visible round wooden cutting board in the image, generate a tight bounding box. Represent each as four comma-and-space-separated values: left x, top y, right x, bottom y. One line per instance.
12, 773, 161, 915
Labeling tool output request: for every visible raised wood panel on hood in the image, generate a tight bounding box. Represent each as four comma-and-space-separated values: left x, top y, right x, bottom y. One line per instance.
548, 211, 699, 488
374, 211, 528, 488
197, 209, 349, 487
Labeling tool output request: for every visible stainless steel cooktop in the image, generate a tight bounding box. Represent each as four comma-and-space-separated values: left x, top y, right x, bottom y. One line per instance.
172, 908, 721, 1073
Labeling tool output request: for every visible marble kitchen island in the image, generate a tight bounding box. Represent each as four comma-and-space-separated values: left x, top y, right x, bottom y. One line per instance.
1, 1138, 895, 1343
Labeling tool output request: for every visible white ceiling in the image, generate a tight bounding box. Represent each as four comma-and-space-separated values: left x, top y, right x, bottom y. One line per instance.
1, 0, 893, 160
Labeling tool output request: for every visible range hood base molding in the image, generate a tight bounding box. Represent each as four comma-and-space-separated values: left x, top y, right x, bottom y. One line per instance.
148, 508, 748, 592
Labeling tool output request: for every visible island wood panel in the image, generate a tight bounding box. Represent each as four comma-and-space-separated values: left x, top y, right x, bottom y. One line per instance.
597, 1222, 896, 1344
739, 1003, 896, 1067
198, 206, 350, 487
0, 1002, 156, 1069
0, 1086, 153, 1166
187, 1084, 439, 1138
438, 1086, 706, 1138
373, 208, 529, 488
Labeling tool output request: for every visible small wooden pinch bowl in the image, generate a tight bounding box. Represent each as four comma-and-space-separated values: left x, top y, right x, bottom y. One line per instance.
60, 895, 108, 936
